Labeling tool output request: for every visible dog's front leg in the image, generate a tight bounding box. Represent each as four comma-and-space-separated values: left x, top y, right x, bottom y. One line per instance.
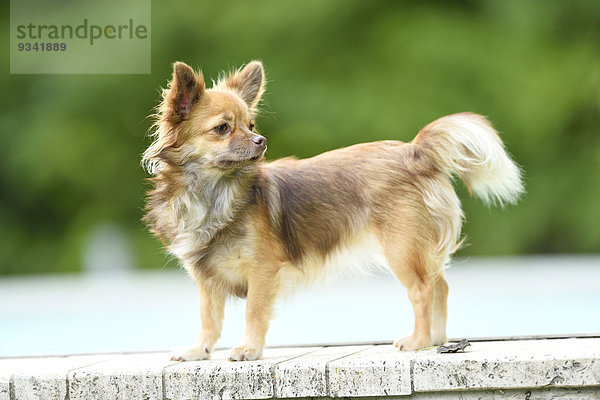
171, 273, 226, 361
229, 269, 279, 361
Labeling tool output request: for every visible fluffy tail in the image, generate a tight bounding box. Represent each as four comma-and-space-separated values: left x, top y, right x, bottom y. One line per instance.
413, 112, 524, 206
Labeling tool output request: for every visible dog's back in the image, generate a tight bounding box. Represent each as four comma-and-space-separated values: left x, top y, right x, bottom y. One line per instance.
262, 112, 523, 281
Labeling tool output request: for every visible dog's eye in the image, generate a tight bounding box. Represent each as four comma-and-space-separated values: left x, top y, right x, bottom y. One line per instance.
249, 122, 255, 131
213, 123, 229, 135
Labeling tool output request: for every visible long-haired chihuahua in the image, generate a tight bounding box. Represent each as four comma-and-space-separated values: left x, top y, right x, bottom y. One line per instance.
142, 61, 523, 361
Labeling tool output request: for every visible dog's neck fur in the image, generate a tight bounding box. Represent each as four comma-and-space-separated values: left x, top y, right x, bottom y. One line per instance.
145, 160, 258, 264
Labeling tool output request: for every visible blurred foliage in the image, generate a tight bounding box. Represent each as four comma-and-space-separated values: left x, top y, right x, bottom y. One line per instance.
1, 0, 599, 275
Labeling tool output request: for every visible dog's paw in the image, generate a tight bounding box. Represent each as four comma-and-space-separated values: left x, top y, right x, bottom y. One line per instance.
170, 345, 211, 361
228, 345, 262, 361
431, 334, 448, 346
394, 335, 431, 351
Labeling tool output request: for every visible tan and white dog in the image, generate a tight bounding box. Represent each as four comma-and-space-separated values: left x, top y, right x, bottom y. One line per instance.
142, 61, 523, 361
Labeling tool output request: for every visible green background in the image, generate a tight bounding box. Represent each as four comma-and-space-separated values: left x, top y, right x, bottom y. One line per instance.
1, 0, 599, 275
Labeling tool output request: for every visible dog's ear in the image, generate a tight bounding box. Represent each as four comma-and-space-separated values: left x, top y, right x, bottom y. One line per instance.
165, 62, 205, 123
225, 61, 265, 110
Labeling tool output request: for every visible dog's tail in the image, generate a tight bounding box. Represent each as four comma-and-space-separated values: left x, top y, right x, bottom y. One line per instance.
413, 112, 524, 206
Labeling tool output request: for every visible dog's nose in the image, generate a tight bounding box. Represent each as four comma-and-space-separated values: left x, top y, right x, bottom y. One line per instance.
252, 135, 266, 147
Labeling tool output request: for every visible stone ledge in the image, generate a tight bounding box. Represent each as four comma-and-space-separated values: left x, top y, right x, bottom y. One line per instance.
0, 337, 598, 399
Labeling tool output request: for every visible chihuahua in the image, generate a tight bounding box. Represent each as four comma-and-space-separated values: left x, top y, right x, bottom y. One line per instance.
142, 61, 523, 361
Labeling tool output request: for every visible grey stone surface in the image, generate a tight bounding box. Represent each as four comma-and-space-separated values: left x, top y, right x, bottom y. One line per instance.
412, 338, 600, 392
1, 338, 599, 399
364, 387, 600, 399
275, 345, 372, 398
0, 358, 35, 400
327, 344, 412, 397
163, 346, 321, 400
0, 379, 7, 400
0, 354, 111, 400
68, 352, 178, 400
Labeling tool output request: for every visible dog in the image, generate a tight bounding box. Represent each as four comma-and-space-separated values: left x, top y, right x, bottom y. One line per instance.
142, 60, 524, 361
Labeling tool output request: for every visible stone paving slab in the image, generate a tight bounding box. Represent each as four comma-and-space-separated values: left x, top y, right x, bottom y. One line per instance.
163, 346, 321, 400
395, 387, 600, 399
275, 344, 372, 398
0, 338, 599, 399
68, 352, 179, 400
0, 354, 112, 400
327, 344, 413, 397
0, 358, 38, 400
412, 338, 600, 392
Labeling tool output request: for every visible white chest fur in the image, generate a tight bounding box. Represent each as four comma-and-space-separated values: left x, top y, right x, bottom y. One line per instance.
165, 168, 252, 273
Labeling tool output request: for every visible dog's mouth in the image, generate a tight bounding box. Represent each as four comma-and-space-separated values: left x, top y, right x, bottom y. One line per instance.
217, 154, 263, 169
215, 145, 266, 169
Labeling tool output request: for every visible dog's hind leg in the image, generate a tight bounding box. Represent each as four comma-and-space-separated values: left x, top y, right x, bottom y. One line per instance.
393, 269, 435, 351
431, 274, 449, 346
376, 230, 439, 351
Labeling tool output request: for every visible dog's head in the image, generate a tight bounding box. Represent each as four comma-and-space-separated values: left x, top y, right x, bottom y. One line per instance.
144, 61, 267, 173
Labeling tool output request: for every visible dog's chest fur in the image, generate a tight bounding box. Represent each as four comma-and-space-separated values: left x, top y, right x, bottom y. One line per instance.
147, 164, 257, 286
